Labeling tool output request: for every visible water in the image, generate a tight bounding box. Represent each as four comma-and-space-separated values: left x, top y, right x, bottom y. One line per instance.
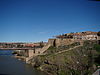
0, 50, 13, 55
0, 50, 47, 75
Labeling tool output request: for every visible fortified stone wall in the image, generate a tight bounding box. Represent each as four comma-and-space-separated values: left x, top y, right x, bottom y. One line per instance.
55, 38, 76, 47
48, 38, 77, 47
48, 39, 56, 46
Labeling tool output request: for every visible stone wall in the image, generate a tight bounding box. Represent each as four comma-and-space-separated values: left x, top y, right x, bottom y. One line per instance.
48, 38, 76, 47
48, 39, 56, 46
55, 38, 76, 47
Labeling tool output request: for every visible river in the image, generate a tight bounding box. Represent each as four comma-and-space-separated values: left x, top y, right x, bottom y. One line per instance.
0, 50, 47, 75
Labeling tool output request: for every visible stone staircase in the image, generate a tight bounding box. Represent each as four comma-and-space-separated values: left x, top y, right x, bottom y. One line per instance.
38, 44, 51, 54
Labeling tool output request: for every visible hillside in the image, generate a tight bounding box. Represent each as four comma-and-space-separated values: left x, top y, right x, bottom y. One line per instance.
30, 40, 100, 75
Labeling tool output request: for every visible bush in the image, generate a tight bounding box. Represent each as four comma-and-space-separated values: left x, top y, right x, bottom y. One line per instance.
94, 44, 100, 53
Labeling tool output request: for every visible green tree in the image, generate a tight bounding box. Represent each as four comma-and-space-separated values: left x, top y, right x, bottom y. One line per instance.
97, 31, 100, 36
40, 41, 44, 48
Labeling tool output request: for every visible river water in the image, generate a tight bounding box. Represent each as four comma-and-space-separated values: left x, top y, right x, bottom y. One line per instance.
0, 50, 47, 75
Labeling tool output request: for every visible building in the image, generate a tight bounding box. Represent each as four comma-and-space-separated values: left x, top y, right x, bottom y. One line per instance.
73, 31, 98, 40
56, 31, 98, 40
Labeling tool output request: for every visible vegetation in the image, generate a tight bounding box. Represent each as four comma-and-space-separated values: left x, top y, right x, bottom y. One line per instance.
94, 44, 100, 66
31, 40, 100, 75
97, 31, 100, 36
94, 44, 100, 53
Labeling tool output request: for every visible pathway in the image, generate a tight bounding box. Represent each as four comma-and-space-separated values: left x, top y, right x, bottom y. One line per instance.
55, 45, 83, 55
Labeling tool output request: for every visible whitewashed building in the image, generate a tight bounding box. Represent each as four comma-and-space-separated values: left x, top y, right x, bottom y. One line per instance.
73, 31, 98, 40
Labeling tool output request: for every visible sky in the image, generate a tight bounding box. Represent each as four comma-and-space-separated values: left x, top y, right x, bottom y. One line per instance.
0, 0, 100, 42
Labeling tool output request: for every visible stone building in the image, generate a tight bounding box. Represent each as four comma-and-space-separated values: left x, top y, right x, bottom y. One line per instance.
56, 31, 98, 40
73, 31, 98, 40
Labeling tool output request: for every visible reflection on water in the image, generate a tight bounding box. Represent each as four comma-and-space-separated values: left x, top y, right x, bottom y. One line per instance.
0, 50, 47, 75
0, 50, 13, 55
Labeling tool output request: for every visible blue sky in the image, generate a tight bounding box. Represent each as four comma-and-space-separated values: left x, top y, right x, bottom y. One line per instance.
0, 0, 100, 42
